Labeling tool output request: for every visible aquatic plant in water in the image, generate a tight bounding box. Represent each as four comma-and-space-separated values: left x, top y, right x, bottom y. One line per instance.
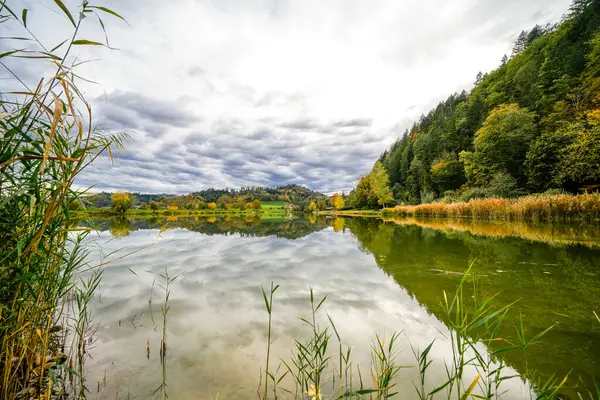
259, 265, 597, 399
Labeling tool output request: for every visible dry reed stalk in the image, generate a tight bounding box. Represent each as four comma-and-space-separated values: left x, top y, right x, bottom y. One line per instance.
385, 193, 600, 223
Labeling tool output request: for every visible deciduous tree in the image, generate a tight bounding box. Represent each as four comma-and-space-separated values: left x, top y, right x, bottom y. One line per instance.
557, 125, 600, 189
111, 192, 135, 213
430, 156, 466, 195
370, 161, 395, 207
332, 193, 345, 210
468, 104, 536, 185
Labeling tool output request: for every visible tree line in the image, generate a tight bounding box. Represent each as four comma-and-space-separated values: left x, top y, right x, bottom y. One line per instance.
108, 192, 264, 212
85, 184, 328, 211
348, 0, 600, 208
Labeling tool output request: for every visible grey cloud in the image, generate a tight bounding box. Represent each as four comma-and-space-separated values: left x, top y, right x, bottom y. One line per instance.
114, 150, 150, 163
96, 108, 137, 131
211, 118, 244, 135
254, 92, 281, 107
140, 124, 167, 138
185, 145, 223, 159
188, 65, 207, 77
332, 119, 373, 128
95, 90, 199, 130
223, 158, 248, 170
248, 128, 275, 140
279, 119, 320, 130
80, 111, 383, 193
184, 132, 211, 145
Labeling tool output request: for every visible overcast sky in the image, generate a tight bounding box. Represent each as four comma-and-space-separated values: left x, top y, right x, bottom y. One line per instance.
4, 0, 572, 194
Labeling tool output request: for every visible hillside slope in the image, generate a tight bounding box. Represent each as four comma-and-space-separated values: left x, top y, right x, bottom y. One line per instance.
350, 0, 600, 207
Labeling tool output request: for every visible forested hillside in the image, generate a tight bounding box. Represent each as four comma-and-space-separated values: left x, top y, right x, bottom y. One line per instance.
192, 184, 325, 205
349, 0, 600, 207
86, 184, 326, 209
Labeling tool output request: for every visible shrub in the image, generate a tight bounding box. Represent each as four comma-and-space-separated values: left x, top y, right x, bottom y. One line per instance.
456, 187, 490, 202
542, 188, 565, 196
486, 172, 525, 198
420, 189, 436, 204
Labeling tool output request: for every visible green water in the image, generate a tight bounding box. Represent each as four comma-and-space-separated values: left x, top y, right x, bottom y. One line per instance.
82, 215, 600, 399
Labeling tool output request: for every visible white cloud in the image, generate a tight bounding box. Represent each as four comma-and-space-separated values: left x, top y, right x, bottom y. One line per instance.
2, 0, 572, 193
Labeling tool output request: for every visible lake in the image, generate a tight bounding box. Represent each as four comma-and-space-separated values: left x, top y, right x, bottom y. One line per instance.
80, 215, 600, 399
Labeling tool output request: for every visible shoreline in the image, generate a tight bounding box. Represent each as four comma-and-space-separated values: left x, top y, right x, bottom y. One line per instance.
315, 193, 600, 224
73, 208, 296, 218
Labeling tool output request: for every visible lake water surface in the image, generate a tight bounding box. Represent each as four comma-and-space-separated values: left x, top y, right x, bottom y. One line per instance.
81, 215, 600, 399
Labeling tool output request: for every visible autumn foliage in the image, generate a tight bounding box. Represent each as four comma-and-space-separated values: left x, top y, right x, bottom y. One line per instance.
383, 193, 600, 223
332, 193, 345, 210
111, 192, 135, 213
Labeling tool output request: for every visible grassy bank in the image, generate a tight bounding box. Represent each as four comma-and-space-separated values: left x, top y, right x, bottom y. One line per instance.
383, 193, 600, 223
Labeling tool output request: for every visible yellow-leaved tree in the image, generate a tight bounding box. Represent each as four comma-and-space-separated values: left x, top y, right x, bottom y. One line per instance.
332, 193, 345, 210
111, 192, 135, 213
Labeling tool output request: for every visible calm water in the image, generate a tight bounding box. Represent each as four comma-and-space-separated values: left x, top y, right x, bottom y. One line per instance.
81, 215, 600, 399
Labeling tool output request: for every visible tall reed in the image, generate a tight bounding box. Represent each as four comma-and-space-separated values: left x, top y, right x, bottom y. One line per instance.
0, 1, 127, 398
261, 282, 280, 400
152, 266, 177, 399
384, 193, 600, 223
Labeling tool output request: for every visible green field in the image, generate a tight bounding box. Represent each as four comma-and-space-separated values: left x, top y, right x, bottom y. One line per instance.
72, 202, 294, 218
260, 201, 291, 210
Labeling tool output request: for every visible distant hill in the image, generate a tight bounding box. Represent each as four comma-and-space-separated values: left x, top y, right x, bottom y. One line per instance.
191, 184, 325, 205
85, 184, 326, 209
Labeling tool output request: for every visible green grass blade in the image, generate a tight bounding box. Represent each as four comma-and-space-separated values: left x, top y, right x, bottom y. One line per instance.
88, 5, 128, 23
53, 0, 76, 27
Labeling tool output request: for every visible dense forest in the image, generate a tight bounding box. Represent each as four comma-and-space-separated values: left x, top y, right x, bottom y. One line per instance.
349, 0, 600, 208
